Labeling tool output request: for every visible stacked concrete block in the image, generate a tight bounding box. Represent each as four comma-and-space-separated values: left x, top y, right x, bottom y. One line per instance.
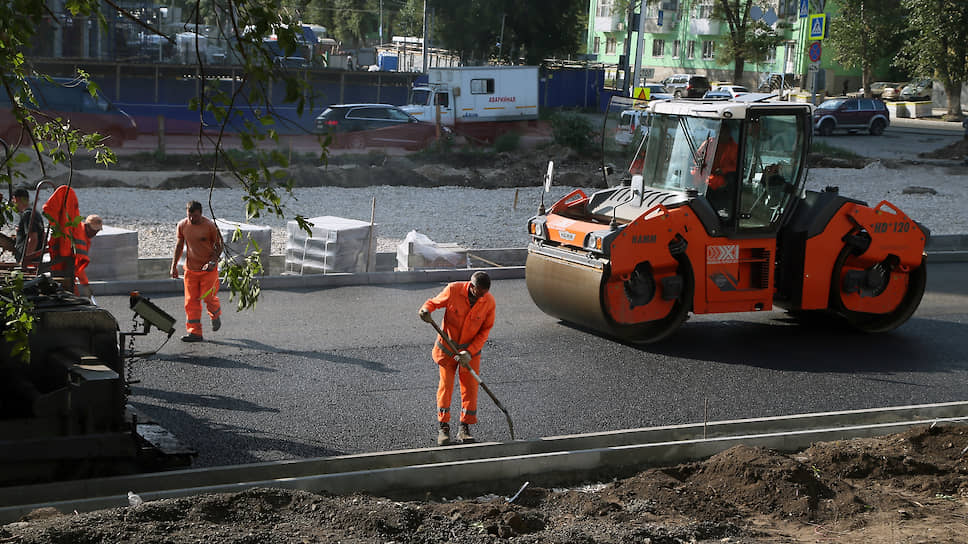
215, 219, 271, 275
86, 225, 139, 281
285, 216, 376, 275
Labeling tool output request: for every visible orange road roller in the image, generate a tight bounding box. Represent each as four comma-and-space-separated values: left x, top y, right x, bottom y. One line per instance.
526, 95, 928, 343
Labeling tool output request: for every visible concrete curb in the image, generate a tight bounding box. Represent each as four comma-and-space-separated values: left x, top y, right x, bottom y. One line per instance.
2, 401, 966, 522
90, 234, 968, 296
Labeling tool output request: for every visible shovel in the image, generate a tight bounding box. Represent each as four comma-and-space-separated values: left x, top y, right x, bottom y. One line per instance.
425, 315, 515, 440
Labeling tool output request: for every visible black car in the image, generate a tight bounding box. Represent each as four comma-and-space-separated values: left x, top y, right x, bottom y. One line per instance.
314, 104, 441, 150
661, 74, 711, 99
813, 97, 891, 136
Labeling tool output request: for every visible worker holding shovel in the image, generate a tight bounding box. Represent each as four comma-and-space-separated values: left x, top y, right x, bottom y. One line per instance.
419, 271, 496, 446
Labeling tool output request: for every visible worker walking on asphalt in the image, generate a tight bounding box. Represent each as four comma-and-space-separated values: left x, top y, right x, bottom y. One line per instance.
171, 200, 223, 343
419, 271, 496, 446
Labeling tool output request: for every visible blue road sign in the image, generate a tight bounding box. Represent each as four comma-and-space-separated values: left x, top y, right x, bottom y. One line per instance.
799, 0, 808, 18
809, 13, 826, 40
657, 10, 664, 26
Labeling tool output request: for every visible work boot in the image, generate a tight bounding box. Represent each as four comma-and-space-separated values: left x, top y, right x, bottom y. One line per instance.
212, 316, 221, 332
437, 422, 451, 446
181, 333, 203, 343
457, 423, 475, 444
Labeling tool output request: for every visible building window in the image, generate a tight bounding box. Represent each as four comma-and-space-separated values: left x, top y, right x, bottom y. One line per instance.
606, 37, 616, 55
593, 37, 601, 54
652, 39, 665, 57
597, 0, 612, 17
702, 40, 715, 59
695, 0, 714, 19
672, 40, 680, 59
687, 40, 696, 59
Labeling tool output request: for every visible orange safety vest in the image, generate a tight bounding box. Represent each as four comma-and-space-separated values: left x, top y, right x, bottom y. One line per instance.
41, 185, 84, 276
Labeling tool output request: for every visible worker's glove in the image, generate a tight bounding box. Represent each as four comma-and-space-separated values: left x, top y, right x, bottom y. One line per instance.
457, 350, 472, 366
418, 308, 432, 323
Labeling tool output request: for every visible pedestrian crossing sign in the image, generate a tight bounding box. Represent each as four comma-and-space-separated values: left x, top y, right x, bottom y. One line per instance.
809, 13, 826, 40
633, 87, 651, 100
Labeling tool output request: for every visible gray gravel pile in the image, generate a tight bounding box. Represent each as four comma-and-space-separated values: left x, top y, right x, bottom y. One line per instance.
77, 161, 966, 259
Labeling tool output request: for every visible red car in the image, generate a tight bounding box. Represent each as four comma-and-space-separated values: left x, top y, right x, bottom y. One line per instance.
314, 104, 444, 150
0, 77, 138, 147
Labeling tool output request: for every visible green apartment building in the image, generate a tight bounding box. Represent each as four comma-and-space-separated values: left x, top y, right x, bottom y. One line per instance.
586, 0, 865, 96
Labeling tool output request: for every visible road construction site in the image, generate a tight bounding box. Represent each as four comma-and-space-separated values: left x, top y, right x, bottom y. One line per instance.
2, 110, 968, 541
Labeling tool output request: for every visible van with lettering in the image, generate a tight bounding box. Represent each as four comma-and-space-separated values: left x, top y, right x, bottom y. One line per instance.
401, 66, 539, 142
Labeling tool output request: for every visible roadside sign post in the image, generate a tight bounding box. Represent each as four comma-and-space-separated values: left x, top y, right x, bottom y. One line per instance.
807, 15, 825, 106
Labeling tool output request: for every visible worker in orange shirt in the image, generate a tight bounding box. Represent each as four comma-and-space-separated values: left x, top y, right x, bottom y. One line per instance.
418, 271, 496, 446
170, 200, 223, 343
690, 124, 739, 220
73, 214, 103, 297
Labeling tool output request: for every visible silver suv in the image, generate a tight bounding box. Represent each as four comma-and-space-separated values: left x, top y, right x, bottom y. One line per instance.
662, 74, 711, 99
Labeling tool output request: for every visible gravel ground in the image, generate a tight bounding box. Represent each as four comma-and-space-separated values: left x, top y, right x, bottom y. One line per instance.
74, 160, 967, 260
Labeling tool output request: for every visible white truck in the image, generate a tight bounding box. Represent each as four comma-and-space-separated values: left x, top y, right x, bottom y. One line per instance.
401, 66, 539, 143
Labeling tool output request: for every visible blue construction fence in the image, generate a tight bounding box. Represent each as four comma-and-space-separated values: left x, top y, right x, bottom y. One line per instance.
33, 61, 607, 135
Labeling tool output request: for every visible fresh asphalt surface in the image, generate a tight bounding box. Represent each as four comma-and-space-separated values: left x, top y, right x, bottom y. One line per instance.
95, 262, 968, 469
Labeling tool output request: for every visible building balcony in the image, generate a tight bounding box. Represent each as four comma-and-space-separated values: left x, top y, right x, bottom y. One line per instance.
688, 18, 721, 35
595, 13, 625, 33
642, 10, 676, 33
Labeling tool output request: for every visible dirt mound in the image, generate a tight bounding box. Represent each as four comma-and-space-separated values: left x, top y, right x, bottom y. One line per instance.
4, 424, 966, 543
920, 138, 968, 160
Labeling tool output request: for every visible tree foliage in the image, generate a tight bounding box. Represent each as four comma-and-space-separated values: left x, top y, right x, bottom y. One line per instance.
712, 1, 788, 84
826, 0, 903, 97
896, 0, 968, 118
429, 0, 586, 64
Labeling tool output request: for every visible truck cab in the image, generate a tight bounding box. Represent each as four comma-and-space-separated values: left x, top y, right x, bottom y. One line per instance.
402, 84, 455, 127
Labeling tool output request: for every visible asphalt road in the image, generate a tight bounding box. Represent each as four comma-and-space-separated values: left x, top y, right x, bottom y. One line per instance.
95, 262, 968, 469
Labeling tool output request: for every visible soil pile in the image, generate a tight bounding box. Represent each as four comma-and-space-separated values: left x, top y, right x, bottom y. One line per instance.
920, 137, 968, 161
4, 424, 966, 543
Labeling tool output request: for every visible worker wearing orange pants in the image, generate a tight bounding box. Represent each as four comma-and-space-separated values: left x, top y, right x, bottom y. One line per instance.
171, 200, 223, 342
182, 268, 221, 337
419, 271, 495, 446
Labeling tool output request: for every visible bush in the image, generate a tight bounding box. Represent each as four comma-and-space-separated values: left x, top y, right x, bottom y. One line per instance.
551, 111, 594, 153
493, 131, 520, 152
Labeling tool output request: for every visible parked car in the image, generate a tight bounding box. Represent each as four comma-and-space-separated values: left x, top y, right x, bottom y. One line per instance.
0, 77, 138, 147
314, 104, 443, 150
859, 81, 903, 100
813, 97, 890, 136
615, 108, 652, 145
662, 74, 711, 99
631, 83, 673, 101
899, 79, 933, 102
703, 84, 749, 99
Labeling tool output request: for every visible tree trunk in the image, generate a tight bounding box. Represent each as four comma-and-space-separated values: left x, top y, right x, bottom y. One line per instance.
944, 81, 963, 118
733, 57, 745, 86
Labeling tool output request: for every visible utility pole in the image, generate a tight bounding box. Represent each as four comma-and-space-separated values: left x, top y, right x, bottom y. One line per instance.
498, 13, 506, 62
621, 1, 635, 94
379, 0, 383, 45
631, 6, 646, 93
422, 0, 428, 72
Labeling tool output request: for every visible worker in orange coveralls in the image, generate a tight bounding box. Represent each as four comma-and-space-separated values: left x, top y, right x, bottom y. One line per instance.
73, 214, 103, 297
170, 200, 223, 343
690, 126, 739, 220
418, 271, 495, 446
42, 185, 101, 295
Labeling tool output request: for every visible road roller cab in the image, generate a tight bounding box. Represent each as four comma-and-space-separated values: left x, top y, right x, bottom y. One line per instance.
526, 95, 928, 343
